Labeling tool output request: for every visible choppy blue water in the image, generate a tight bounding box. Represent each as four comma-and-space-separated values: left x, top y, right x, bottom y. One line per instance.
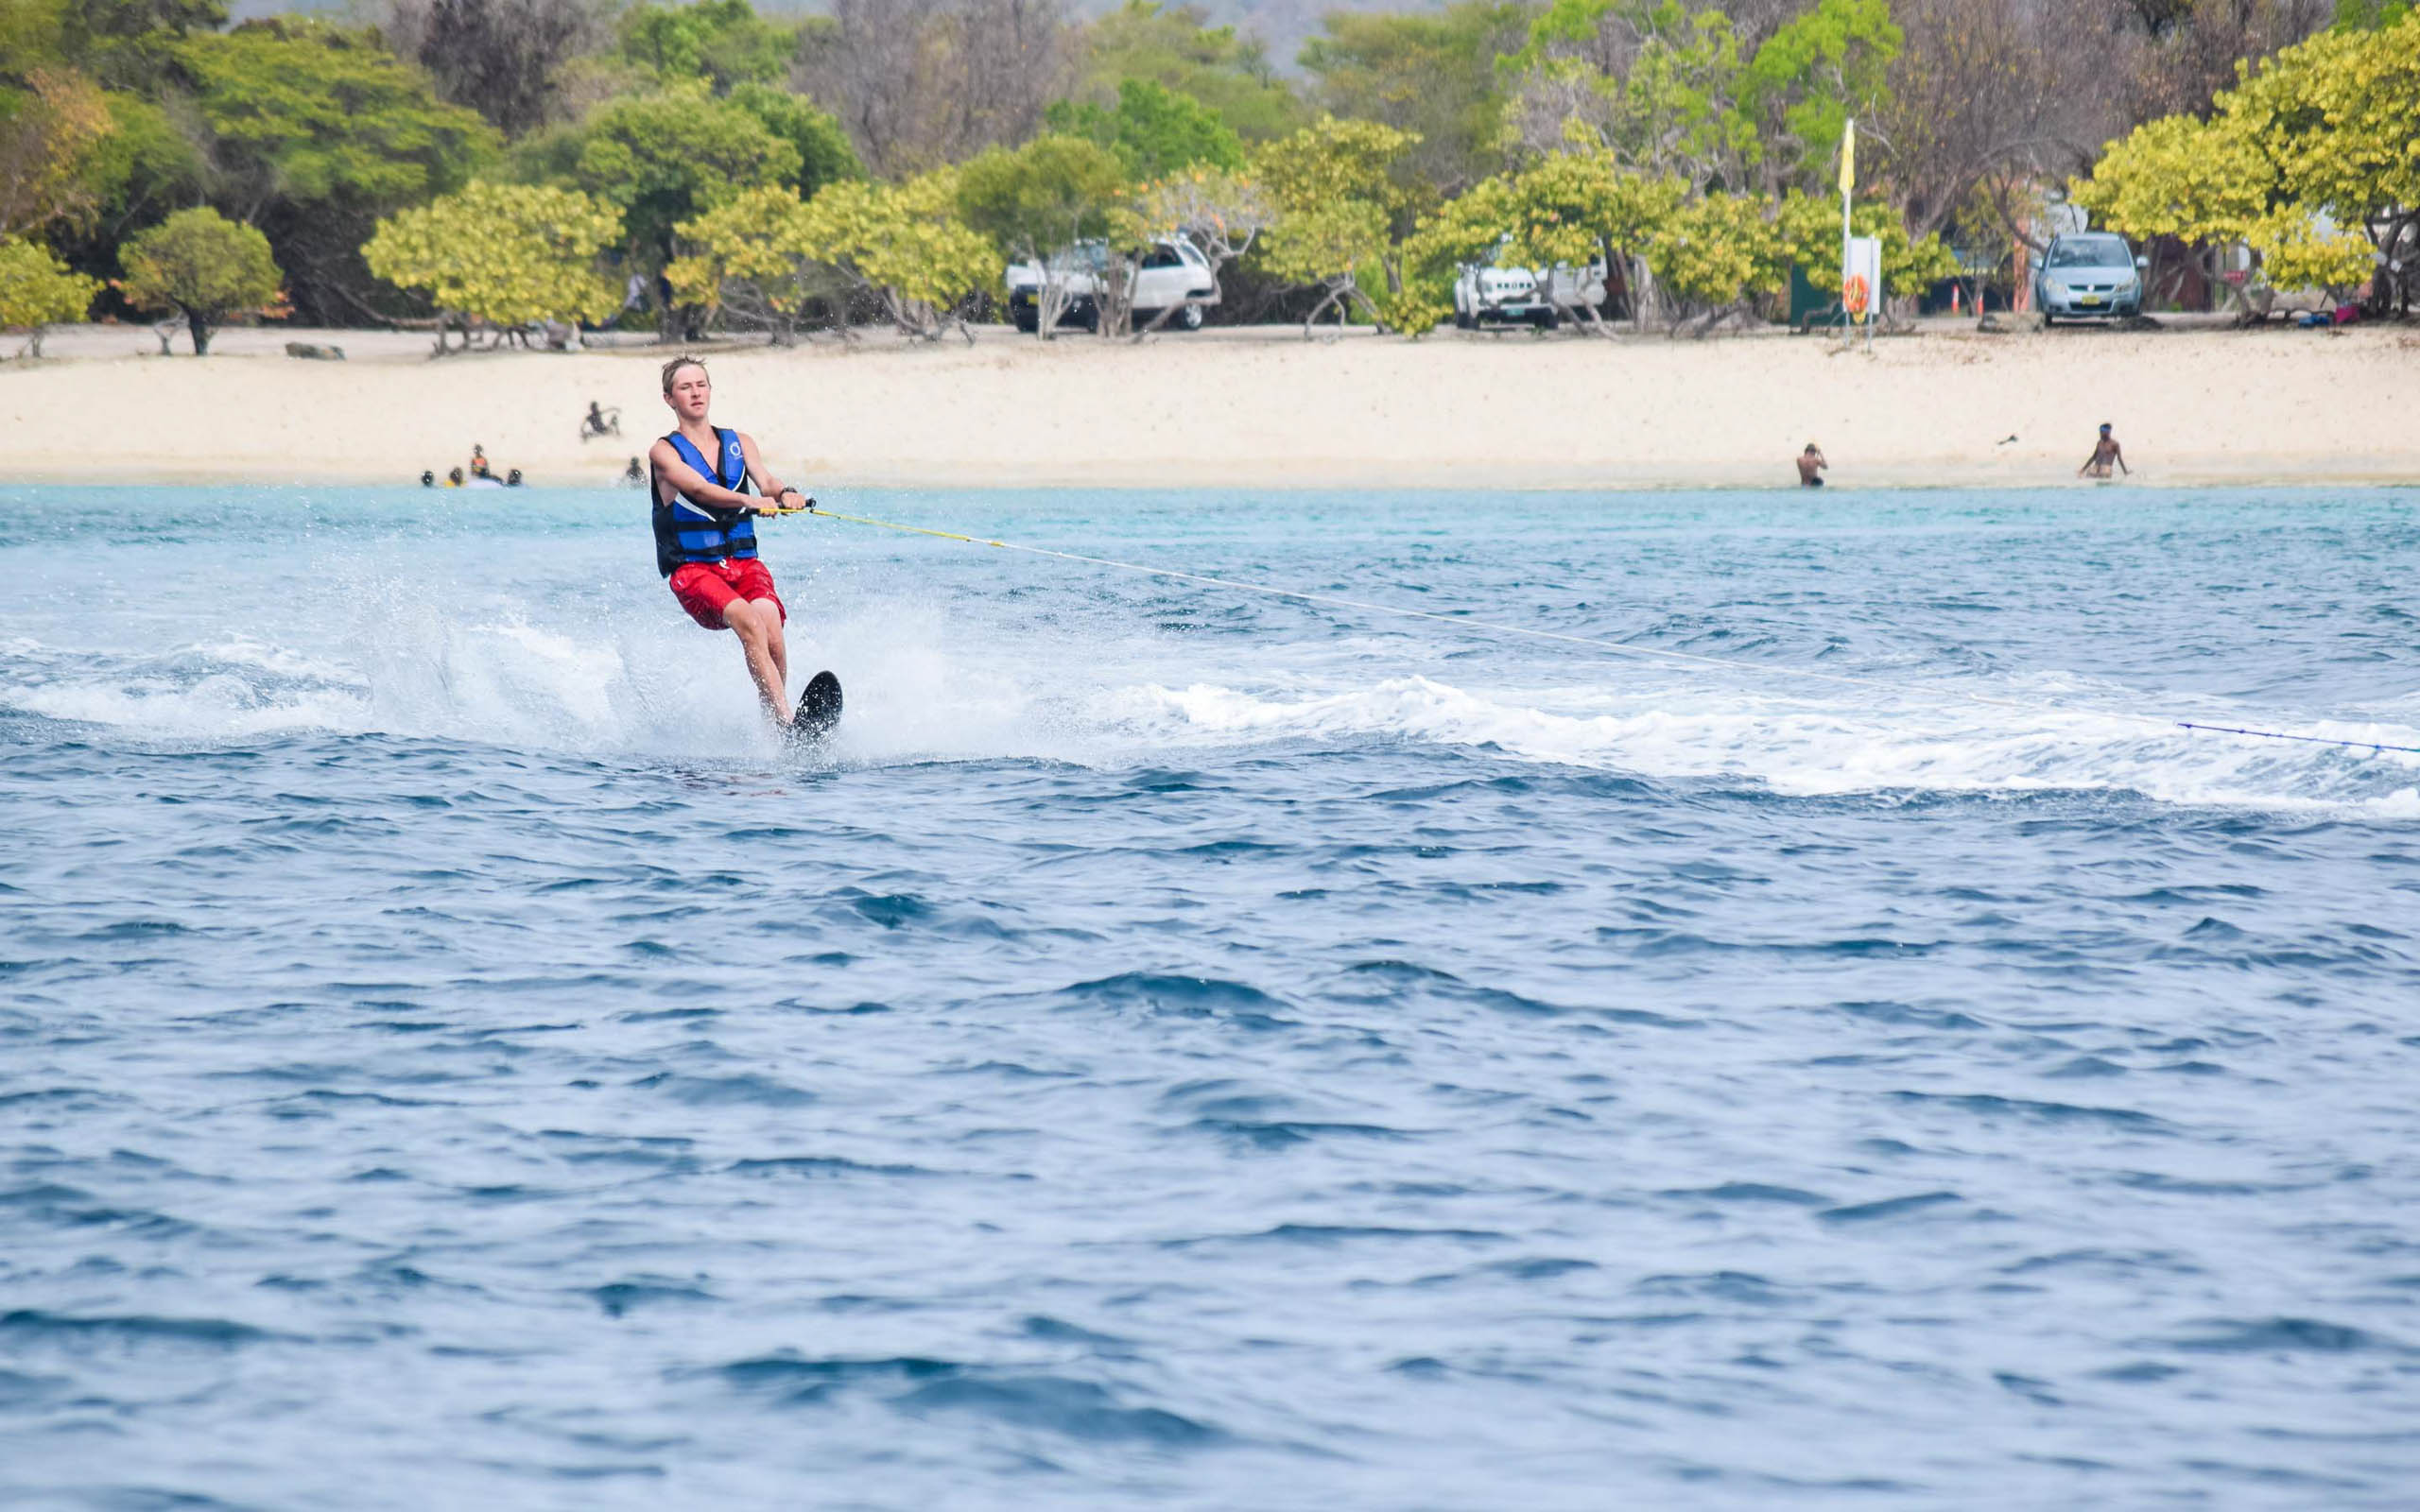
4, 483, 2419, 1509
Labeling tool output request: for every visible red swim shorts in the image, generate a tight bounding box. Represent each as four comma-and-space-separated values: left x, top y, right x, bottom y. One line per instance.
668, 557, 786, 630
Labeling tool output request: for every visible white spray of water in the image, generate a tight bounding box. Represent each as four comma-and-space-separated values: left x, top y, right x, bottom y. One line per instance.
4, 571, 2414, 816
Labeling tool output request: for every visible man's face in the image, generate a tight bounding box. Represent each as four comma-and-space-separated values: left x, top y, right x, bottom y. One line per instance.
665, 366, 711, 423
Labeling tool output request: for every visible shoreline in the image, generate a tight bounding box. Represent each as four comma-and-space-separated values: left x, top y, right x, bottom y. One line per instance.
8, 320, 2416, 491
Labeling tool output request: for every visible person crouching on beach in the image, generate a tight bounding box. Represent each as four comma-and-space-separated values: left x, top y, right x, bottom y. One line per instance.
2080, 423, 2129, 479
648, 355, 813, 729
1797, 443, 1827, 488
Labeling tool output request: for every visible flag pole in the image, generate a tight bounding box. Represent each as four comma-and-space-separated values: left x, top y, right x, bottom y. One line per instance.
1839, 118, 1855, 351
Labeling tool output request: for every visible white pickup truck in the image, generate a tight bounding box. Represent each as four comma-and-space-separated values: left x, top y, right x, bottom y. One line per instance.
1453, 260, 1608, 330
1006, 237, 1221, 333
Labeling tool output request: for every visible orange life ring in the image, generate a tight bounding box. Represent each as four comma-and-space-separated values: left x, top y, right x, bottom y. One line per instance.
1842, 273, 1871, 317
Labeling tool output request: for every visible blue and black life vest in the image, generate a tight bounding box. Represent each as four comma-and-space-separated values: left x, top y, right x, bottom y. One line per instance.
650, 427, 758, 577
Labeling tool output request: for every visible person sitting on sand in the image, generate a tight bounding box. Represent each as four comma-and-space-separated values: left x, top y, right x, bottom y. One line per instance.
1797, 443, 1827, 488
420, 471, 435, 488
469, 445, 492, 480
445, 468, 464, 488
649, 354, 814, 730
621, 456, 645, 488
582, 402, 619, 440
2079, 423, 2129, 479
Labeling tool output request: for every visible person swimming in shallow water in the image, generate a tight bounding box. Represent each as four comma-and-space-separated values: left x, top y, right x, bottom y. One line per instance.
1797, 442, 1827, 488
2080, 422, 2130, 479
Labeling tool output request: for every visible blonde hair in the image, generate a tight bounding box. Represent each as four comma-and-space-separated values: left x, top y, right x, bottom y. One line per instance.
661, 354, 707, 394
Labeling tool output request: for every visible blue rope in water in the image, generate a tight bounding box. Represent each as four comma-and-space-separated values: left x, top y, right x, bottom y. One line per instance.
782, 505, 2420, 762
2175, 723, 2420, 756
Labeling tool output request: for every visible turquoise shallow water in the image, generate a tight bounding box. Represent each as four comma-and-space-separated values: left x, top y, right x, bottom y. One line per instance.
3, 483, 2419, 1508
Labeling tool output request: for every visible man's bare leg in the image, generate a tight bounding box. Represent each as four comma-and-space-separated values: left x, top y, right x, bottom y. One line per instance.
723, 598, 789, 724
751, 597, 789, 690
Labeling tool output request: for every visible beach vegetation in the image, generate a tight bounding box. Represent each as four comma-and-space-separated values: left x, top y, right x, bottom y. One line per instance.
956, 133, 1129, 336
363, 180, 623, 349
116, 205, 282, 354
0, 234, 101, 355
1045, 78, 1246, 180
175, 22, 495, 324
797, 171, 999, 342
795, 0, 1076, 180
1255, 116, 1440, 334
514, 84, 803, 336
0, 67, 117, 240
1300, 3, 1530, 199
1071, 2, 1306, 145
1123, 165, 1275, 335
378, 0, 609, 140
2075, 9, 2418, 312
11, 0, 2399, 341
616, 0, 800, 96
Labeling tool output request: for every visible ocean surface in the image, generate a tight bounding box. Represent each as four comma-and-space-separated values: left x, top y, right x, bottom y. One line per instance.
3, 482, 2418, 1509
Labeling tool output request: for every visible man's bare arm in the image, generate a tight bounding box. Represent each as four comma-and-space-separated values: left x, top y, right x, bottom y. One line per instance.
736, 432, 806, 510
650, 438, 759, 512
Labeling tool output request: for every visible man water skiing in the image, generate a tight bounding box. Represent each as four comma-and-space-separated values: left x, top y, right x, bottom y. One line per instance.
649, 355, 836, 734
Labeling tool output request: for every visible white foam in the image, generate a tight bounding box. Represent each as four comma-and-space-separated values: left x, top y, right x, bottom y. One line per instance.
1099, 672, 2420, 814
8, 586, 2415, 815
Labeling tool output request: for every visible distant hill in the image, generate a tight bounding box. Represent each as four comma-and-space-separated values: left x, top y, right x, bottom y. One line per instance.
228, 0, 1457, 72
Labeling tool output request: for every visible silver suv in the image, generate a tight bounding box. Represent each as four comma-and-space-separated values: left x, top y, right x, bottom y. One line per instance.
2035, 232, 2147, 325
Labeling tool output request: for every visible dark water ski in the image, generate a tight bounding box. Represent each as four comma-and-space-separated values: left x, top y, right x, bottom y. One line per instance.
787, 669, 842, 743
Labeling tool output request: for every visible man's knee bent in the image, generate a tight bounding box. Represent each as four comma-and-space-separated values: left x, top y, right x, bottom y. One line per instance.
723, 599, 772, 641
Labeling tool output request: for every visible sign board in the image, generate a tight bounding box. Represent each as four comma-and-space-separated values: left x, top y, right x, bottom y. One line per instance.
1842, 235, 1883, 324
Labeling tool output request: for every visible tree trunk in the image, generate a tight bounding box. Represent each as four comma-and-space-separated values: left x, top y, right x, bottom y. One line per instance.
186, 308, 212, 356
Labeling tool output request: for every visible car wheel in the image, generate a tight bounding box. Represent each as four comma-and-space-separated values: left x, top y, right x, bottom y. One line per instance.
1454, 308, 1474, 331
1534, 308, 1560, 331
1178, 302, 1204, 331
1013, 309, 1038, 335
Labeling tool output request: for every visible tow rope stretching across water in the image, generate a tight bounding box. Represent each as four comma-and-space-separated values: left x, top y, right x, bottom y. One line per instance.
773, 505, 2420, 759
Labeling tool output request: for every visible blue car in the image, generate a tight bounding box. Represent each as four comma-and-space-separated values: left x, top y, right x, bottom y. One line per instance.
2034, 232, 2149, 324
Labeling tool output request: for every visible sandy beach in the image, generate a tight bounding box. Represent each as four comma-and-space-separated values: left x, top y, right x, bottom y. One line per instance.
11, 318, 2417, 490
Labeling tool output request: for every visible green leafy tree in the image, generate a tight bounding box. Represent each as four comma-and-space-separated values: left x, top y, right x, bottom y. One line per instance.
955, 133, 1129, 337
1738, 0, 1900, 197
2075, 13, 2419, 310
1254, 116, 1440, 334
0, 234, 100, 355
364, 180, 622, 349
797, 171, 997, 341
117, 205, 281, 354
1502, 0, 1757, 196
1647, 189, 1786, 332
726, 82, 864, 196
176, 22, 495, 322
618, 0, 796, 94
1046, 78, 1244, 180
1300, 3, 1530, 198
1072, 1, 1305, 143
1776, 189, 1958, 318
520, 84, 802, 333
1412, 150, 1686, 333
664, 183, 818, 340
0, 67, 115, 239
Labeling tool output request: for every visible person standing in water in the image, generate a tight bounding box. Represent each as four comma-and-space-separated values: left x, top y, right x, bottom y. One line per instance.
2079, 422, 2130, 479
1796, 442, 1827, 488
648, 355, 812, 728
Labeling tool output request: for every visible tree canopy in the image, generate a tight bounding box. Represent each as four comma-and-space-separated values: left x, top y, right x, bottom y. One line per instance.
365, 180, 624, 335
118, 205, 282, 352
